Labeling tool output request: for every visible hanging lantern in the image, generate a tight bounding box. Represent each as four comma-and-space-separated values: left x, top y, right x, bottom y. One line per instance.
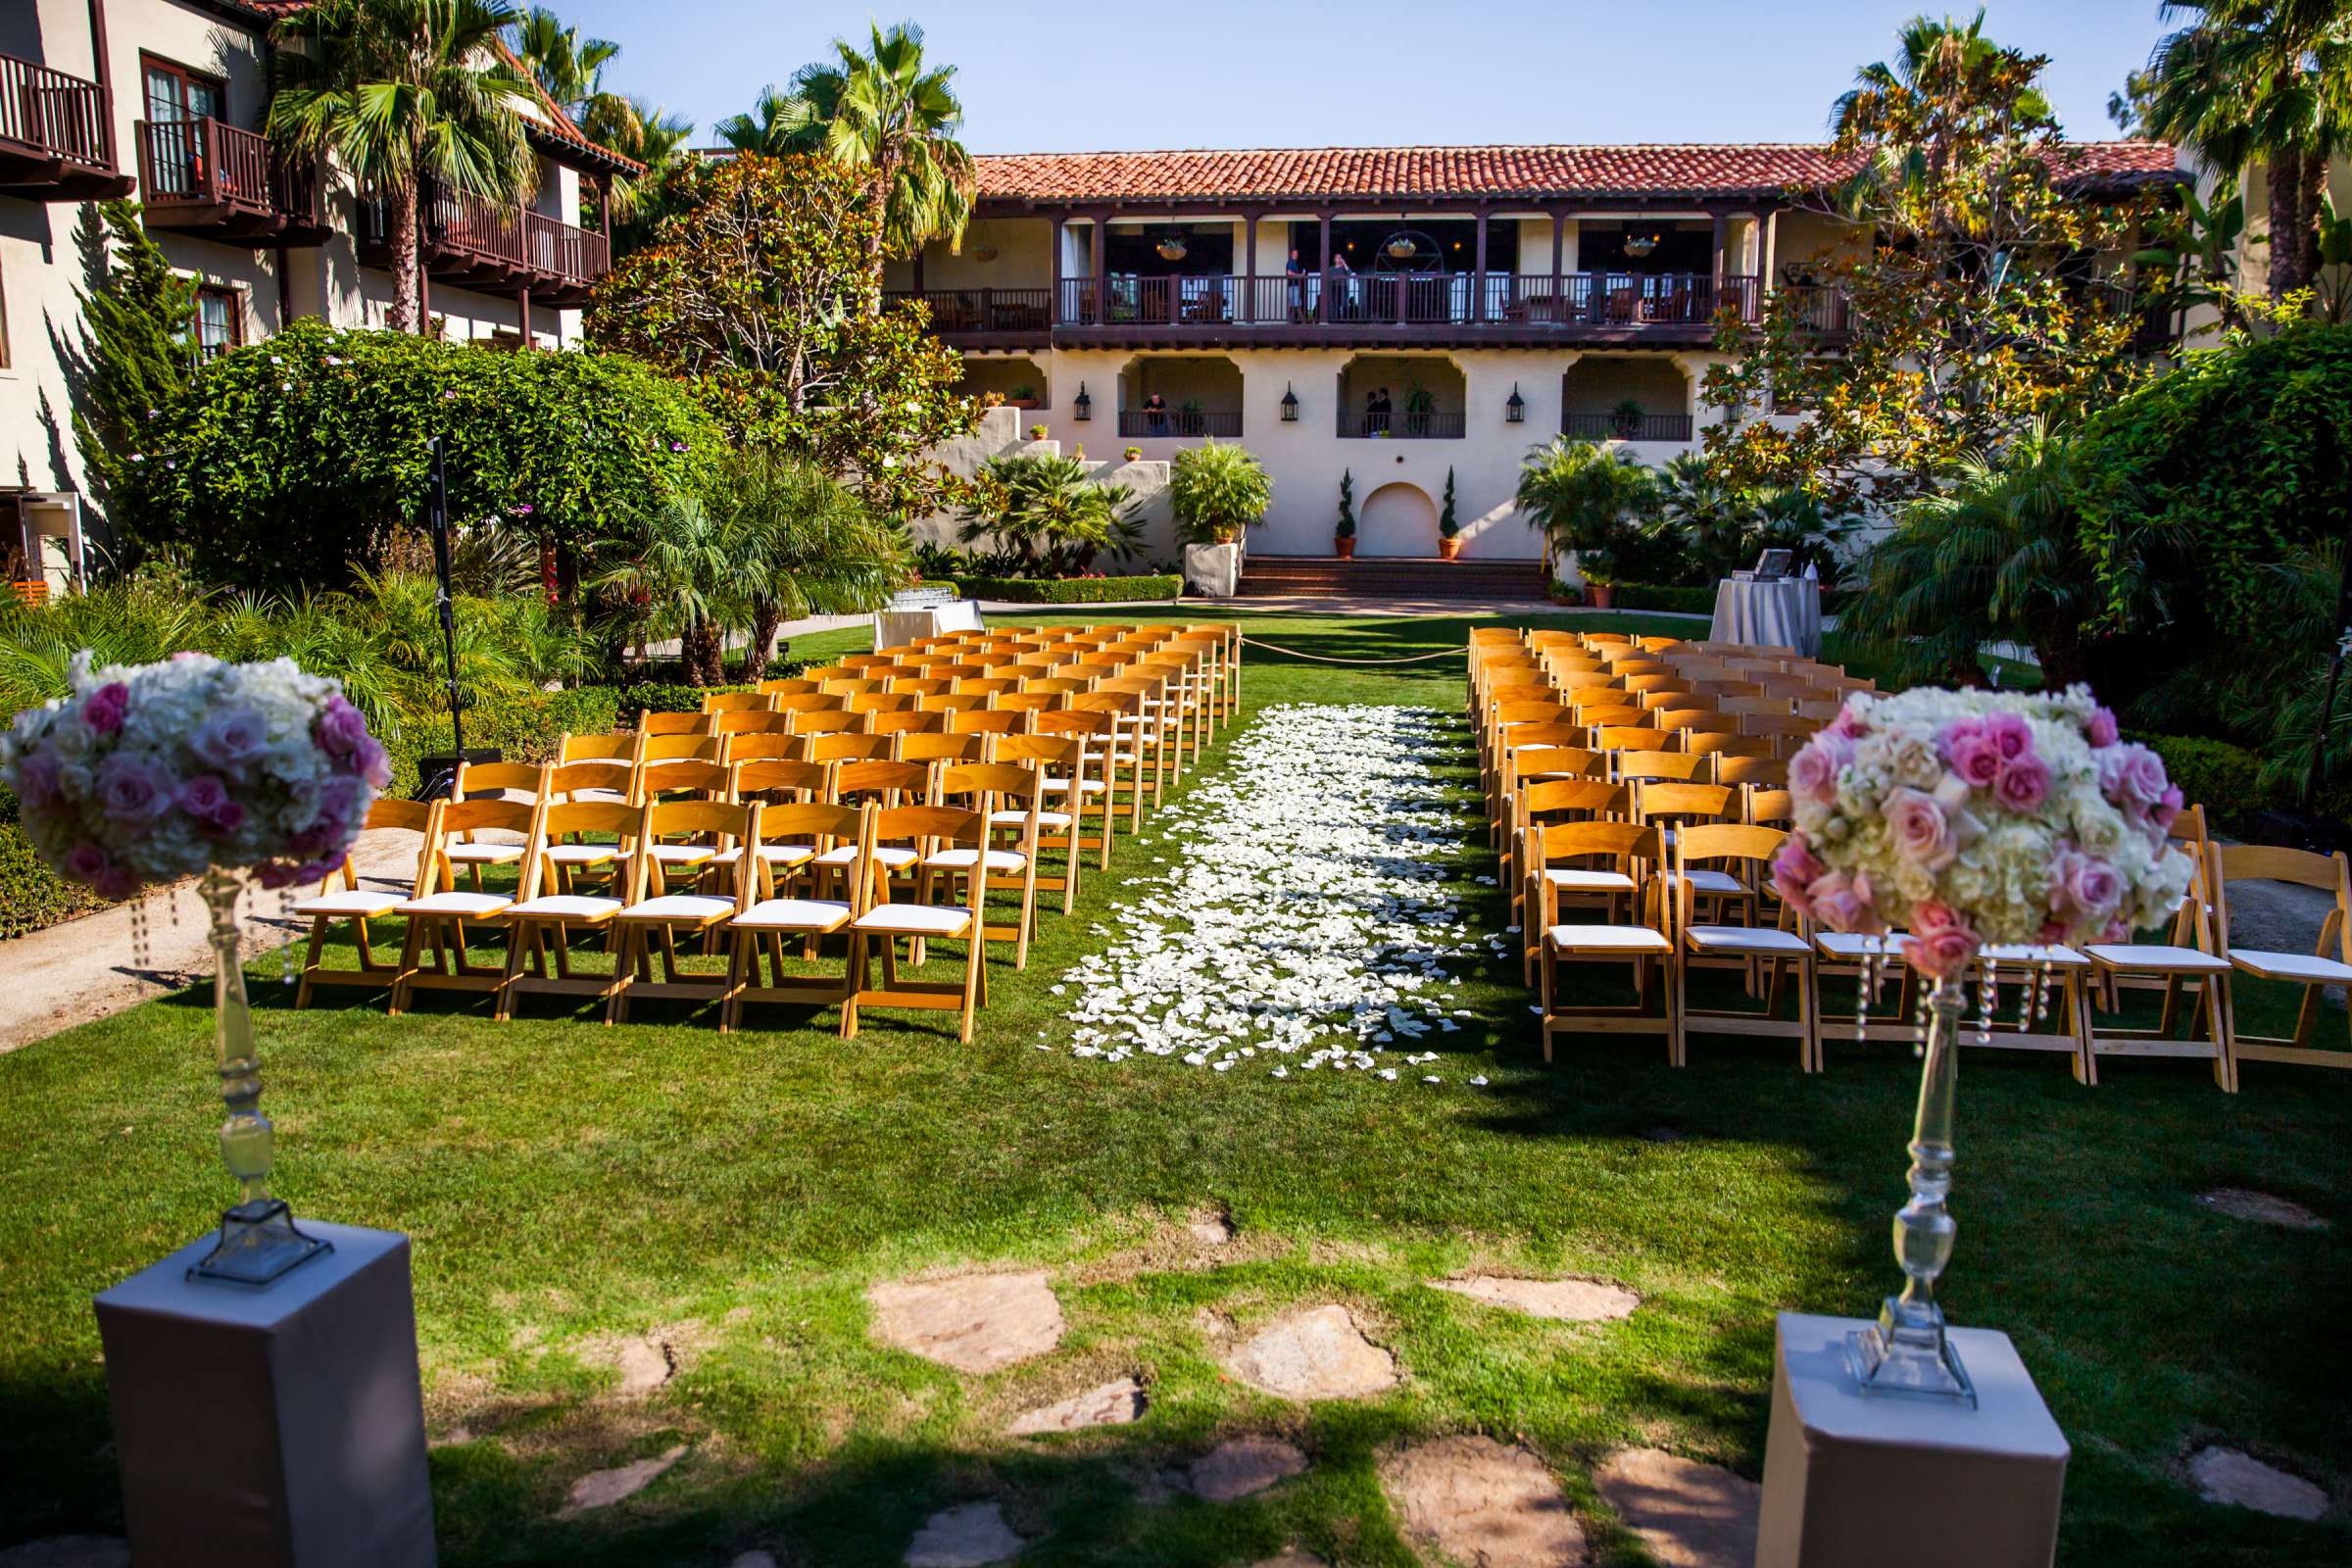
1624, 231, 1660, 259
1280, 382, 1299, 422
969, 221, 999, 264
1505, 383, 1525, 423
1385, 234, 1418, 261
1155, 229, 1189, 262
1072, 382, 1092, 421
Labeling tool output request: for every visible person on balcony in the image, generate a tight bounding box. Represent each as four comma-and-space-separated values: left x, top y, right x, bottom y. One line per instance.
1142, 392, 1170, 434
1366, 387, 1392, 436
1329, 249, 1355, 319
1286, 249, 1307, 321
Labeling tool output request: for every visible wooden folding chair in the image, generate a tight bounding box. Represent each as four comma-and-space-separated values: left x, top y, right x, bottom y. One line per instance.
1670, 823, 1818, 1071
843, 805, 991, 1042
557, 731, 642, 804
387, 798, 536, 1014
1537, 821, 1672, 1062
722, 802, 864, 1030
291, 797, 438, 1007
929, 761, 1046, 968
442, 759, 539, 889
1516, 785, 1634, 980
993, 734, 1089, 908
496, 801, 645, 1021
2083, 807, 2232, 1090
2217, 843, 2352, 1075
702, 691, 777, 714
609, 800, 760, 1023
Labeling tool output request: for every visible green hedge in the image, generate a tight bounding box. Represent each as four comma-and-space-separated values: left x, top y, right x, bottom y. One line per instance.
929, 574, 1184, 605
0, 786, 107, 940
2135, 732, 2352, 838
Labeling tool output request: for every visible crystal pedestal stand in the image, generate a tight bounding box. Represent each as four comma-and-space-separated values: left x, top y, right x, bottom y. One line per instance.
1846, 972, 1976, 1405
192, 868, 330, 1286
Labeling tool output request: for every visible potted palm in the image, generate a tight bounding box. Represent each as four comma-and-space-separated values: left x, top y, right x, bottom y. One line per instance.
1169, 439, 1271, 597
1437, 466, 1462, 560
1007, 382, 1042, 411
1403, 380, 1438, 439
1609, 397, 1645, 440
1335, 467, 1357, 560
1513, 435, 1655, 605
1578, 549, 1620, 610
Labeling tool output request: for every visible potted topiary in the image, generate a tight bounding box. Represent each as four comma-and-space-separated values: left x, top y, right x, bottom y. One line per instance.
1609, 397, 1645, 440
1579, 548, 1620, 610
1335, 467, 1357, 559
1008, 382, 1041, 410
1437, 466, 1462, 560
1403, 380, 1437, 439
1029, 422, 1050, 441
1123, 445, 1142, 463
1168, 439, 1271, 597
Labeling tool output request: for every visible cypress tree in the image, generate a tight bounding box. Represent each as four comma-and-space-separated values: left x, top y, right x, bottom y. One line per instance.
68, 201, 197, 542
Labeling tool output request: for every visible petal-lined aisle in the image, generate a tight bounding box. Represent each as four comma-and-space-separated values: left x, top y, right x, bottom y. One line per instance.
1054, 704, 1495, 1080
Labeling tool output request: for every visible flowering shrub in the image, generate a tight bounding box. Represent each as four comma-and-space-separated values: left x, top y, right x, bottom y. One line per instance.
1771, 686, 2193, 975
1, 653, 386, 896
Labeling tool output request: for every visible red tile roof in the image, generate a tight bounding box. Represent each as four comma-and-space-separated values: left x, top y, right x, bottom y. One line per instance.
973, 141, 2179, 206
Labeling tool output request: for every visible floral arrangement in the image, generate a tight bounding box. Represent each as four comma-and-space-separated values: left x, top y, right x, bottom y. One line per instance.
1771, 685, 2193, 976
2, 652, 388, 898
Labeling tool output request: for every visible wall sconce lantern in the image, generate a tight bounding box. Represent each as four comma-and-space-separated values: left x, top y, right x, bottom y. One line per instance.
1072, 383, 1092, 420
1280, 382, 1299, 422
1505, 382, 1525, 423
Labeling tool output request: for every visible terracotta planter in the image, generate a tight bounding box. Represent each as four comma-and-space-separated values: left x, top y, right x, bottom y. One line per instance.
1437, 537, 1462, 562
1588, 583, 1616, 610
1335, 536, 1356, 560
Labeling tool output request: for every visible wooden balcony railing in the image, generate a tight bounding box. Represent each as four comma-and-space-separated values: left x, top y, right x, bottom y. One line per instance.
1337, 410, 1466, 439
1048, 270, 1762, 331
1562, 412, 1695, 442
0, 51, 112, 170
1117, 409, 1243, 439
136, 119, 319, 228
883, 286, 1052, 332
358, 182, 609, 291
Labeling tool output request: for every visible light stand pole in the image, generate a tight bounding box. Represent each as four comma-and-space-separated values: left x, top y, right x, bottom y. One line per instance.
427, 437, 463, 760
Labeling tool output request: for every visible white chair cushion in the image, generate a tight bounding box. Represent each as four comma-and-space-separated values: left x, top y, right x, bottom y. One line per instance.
446, 842, 525, 864
1685, 923, 1811, 955
617, 894, 736, 922
1545, 923, 1671, 954
2084, 943, 2230, 973
1664, 868, 1747, 895
396, 891, 513, 916
732, 897, 851, 933
647, 844, 717, 865
1981, 943, 2090, 968
546, 843, 624, 865
758, 843, 817, 864
853, 903, 975, 936
569, 787, 630, 805
2229, 948, 2352, 985
814, 845, 917, 868
1816, 931, 1908, 959
992, 808, 1072, 828
1041, 776, 1108, 795
1543, 868, 1637, 894
293, 889, 404, 917
506, 895, 622, 921
926, 848, 1027, 872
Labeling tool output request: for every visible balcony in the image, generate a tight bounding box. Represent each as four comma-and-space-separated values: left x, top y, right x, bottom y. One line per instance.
136, 119, 328, 245
1562, 412, 1694, 442
1116, 408, 1243, 439
884, 287, 1052, 350
1338, 410, 1467, 439
0, 52, 131, 200
358, 181, 609, 307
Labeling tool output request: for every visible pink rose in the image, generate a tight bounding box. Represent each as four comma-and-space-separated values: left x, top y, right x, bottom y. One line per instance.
12, 747, 60, 810
97, 752, 173, 823
1830, 706, 1867, 740
194, 708, 270, 779
176, 774, 245, 838
2035, 918, 2069, 946
1772, 835, 1825, 915
82, 681, 129, 735
315, 695, 370, 760
2153, 784, 2183, 834
2099, 743, 2170, 818
1809, 870, 1883, 934
1942, 721, 2004, 789
2054, 850, 2123, 917
2086, 707, 2120, 748
1906, 921, 1980, 978
1994, 754, 2051, 811
1886, 787, 1957, 869
1790, 733, 1855, 807
1984, 711, 2033, 761
353, 735, 391, 790
63, 842, 110, 884
1911, 900, 1963, 935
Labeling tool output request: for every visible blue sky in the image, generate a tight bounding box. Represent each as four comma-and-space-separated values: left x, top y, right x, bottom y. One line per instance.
549, 0, 2178, 154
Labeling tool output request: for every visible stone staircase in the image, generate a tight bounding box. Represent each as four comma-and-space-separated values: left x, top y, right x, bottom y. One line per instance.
1236, 555, 1552, 601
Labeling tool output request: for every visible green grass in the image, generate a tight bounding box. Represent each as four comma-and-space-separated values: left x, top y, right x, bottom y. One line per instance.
1, 610, 2346, 1566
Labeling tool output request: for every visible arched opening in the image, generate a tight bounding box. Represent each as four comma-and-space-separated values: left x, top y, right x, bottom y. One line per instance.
1357, 481, 1441, 559
1561, 357, 1691, 443
1336, 354, 1466, 439
955, 356, 1051, 410
1117, 355, 1244, 439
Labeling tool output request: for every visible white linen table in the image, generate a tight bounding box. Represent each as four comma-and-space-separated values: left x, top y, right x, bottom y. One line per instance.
873, 598, 983, 652
1710, 575, 1822, 656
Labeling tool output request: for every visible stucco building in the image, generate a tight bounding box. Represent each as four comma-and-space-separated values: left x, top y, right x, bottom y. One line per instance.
4, 0, 633, 577
885, 141, 2178, 565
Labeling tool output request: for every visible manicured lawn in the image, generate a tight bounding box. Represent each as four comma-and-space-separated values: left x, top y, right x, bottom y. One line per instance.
0, 611, 2344, 1566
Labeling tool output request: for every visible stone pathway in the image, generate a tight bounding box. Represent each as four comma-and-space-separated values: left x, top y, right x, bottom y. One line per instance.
868, 1272, 1065, 1374
2199, 1188, 2328, 1230
1006, 1376, 1146, 1436
1593, 1448, 1760, 1567
904, 1501, 1027, 1566
2186, 1446, 2330, 1520
1191, 1436, 1309, 1501
556, 1443, 687, 1518
1380, 1435, 1586, 1567
1228, 1304, 1398, 1399
1430, 1275, 1640, 1322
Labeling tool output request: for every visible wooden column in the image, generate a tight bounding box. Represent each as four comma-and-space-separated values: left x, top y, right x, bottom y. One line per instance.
1550, 209, 1564, 318
515, 284, 532, 348
1090, 212, 1105, 324
593, 173, 611, 233
1050, 215, 1065, 324
1712, 212, 1730, 312
1316, 211, 1332, 323
87, 0, 116, 170
1243, 210, 1257, 324
1472, 209, 1490, 322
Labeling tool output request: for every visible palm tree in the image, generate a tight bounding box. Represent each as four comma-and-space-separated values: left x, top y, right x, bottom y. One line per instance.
506, 5, 616, 119
767, 23, 976, 280
959, 455, 1143, 574
1513, 438, 1655, 574
2145, 1, 2352, 303
1838, 423, 2100, 688
714, 83, 819, 158
588, 492, 753, 685
268, 0, 538, 334
707, 449, 912, 680
577, 95, 693, 231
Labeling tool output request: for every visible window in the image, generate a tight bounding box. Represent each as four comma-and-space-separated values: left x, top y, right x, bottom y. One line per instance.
195, 286, 241, 360
141, 56, 224, 199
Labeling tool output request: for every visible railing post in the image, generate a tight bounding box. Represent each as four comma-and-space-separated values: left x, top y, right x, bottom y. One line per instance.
201, 117, 219, 202
1473, 210, 1489, 323
1050, 216, 1064, 326
1550, 210, 1564, 324
1316, 213, 1332, 324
